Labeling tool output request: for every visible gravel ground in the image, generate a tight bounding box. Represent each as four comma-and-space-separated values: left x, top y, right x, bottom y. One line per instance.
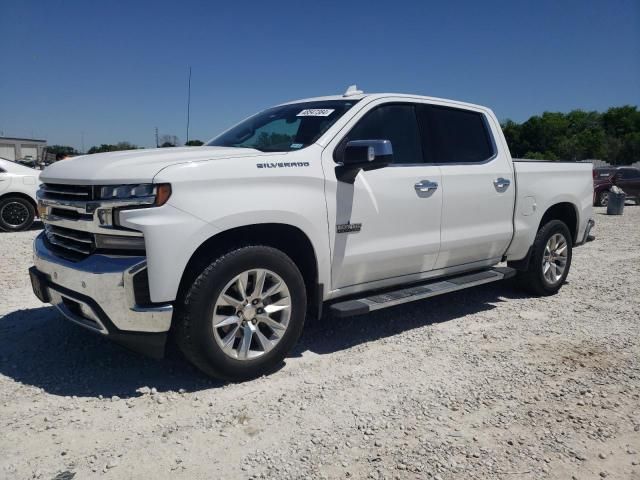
1, 207, 639, 480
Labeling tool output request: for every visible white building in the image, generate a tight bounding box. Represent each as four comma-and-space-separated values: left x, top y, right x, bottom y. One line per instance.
0, 136, 47, 162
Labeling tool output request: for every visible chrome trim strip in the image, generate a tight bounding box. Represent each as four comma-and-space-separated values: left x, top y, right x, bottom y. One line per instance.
46, 226, 93, 244
45, 235, 92, 254
42, 188, 90, 196
38, 192, 156, 211
43, 214, 143, 237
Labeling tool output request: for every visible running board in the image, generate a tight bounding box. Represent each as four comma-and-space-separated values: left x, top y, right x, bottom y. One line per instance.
329, 267, 516, 318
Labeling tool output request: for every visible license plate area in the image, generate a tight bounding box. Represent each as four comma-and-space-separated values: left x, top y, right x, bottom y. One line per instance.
29, 267, 51, 303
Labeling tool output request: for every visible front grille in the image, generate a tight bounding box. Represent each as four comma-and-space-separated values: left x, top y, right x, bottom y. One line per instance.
40, 183, 146, 262
41, 183, 95, 201
44, 224, 95, 258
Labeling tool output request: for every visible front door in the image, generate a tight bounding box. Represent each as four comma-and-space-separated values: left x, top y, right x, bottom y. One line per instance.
323, 102, 443, 290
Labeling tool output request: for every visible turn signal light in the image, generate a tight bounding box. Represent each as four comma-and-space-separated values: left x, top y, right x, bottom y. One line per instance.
155, 184, 172, 206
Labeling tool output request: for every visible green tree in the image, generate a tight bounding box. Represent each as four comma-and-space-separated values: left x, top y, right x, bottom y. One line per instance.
158, 134, 179, 147
87, 142, 137, 154
501, 105, 639, 164
46, 145, 78, 159
619, 131, 640, 164
522, 151, 559, 161
185, 140, 204, 146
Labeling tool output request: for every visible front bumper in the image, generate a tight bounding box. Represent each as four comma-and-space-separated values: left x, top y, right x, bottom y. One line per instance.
30, 233, 172, 358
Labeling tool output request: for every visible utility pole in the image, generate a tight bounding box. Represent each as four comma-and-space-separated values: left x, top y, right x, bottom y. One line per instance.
186, 66, 192, 144
81, 131, 85, 153
155, 127, 159, 148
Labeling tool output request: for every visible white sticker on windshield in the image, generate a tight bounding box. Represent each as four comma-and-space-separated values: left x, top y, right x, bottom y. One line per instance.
297, 108, 335, 117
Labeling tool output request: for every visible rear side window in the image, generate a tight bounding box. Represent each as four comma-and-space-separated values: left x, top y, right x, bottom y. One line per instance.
420, 105, 495, 163
619, 169, 640, 179
340, 104, 423, 165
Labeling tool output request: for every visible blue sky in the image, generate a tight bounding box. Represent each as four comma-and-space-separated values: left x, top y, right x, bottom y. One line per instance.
1, 0, 638, 150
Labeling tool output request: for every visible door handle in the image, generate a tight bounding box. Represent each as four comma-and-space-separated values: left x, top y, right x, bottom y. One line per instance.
493, 177, 511, 191
414, 180, 438, 194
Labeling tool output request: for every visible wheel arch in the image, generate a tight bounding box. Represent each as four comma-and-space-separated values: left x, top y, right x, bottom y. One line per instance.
0, 191, 38, 214
177, 223, 322, 319
538, 202, 578, 244
509, 201, 579, 271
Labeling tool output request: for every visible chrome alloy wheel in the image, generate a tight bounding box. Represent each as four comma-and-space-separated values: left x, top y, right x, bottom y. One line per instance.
542, 233, 568, 284
212, 269, 291, 360
0, 201, 30, 228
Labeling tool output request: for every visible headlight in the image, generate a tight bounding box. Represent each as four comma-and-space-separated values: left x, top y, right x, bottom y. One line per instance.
97, 183, 171, 206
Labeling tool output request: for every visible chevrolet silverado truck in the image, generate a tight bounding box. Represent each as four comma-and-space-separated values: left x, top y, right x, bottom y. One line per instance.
29, 87, 595, 380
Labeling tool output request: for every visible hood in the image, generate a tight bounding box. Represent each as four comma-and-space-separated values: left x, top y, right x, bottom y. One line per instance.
40, 146, 263, 185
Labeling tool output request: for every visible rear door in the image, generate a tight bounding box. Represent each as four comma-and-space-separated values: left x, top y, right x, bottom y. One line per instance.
417, 104, 515, 269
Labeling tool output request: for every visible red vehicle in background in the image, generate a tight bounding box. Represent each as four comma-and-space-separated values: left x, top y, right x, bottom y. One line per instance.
593, 166, 640, 206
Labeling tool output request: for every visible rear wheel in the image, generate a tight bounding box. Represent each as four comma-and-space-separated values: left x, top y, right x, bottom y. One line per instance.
515, 220, 572, 296
597, 191, 609, 207
0, 196, 35, 232
175, 245, 307, 381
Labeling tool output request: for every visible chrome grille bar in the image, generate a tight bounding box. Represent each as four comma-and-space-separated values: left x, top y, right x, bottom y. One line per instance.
46, 235, 93, 255
45, 225, 95, 256
41, 184, 94, 201
46, 226, 94, 244
41, 188, 90, 196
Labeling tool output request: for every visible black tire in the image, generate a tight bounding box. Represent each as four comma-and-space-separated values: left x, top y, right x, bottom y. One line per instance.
175, 245, 307, 381
0, 196, 35, 232
597, 190, 609, 207
515, 220, 573, 296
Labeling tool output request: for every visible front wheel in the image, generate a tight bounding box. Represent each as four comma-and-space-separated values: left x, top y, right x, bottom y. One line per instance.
0, 196, 35, 232
515, 220, 573, 296
175, 245, 307, 381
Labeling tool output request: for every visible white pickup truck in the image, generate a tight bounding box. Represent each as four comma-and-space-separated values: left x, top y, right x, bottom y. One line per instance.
29, 87, 595, 380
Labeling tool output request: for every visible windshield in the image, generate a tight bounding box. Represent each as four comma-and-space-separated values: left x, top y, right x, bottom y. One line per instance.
207, 100, 359, 152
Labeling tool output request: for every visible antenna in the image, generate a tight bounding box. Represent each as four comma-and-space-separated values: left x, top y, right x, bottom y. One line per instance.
343, 84, 363, 97
186, 66, 192, 144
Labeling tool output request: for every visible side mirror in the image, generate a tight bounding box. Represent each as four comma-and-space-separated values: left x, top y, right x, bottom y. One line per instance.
336, 140, 393, 182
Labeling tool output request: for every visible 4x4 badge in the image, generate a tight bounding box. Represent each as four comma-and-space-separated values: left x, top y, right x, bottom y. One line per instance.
337, 223, 362, 234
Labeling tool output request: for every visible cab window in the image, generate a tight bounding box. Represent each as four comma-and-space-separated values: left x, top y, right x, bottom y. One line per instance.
339, 104, 423, 165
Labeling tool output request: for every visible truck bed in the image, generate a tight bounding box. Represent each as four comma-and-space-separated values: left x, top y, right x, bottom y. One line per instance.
505, 160, 594, 261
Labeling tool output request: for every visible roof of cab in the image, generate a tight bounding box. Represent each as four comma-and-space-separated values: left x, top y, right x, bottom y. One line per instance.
279, 88, 489, 113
